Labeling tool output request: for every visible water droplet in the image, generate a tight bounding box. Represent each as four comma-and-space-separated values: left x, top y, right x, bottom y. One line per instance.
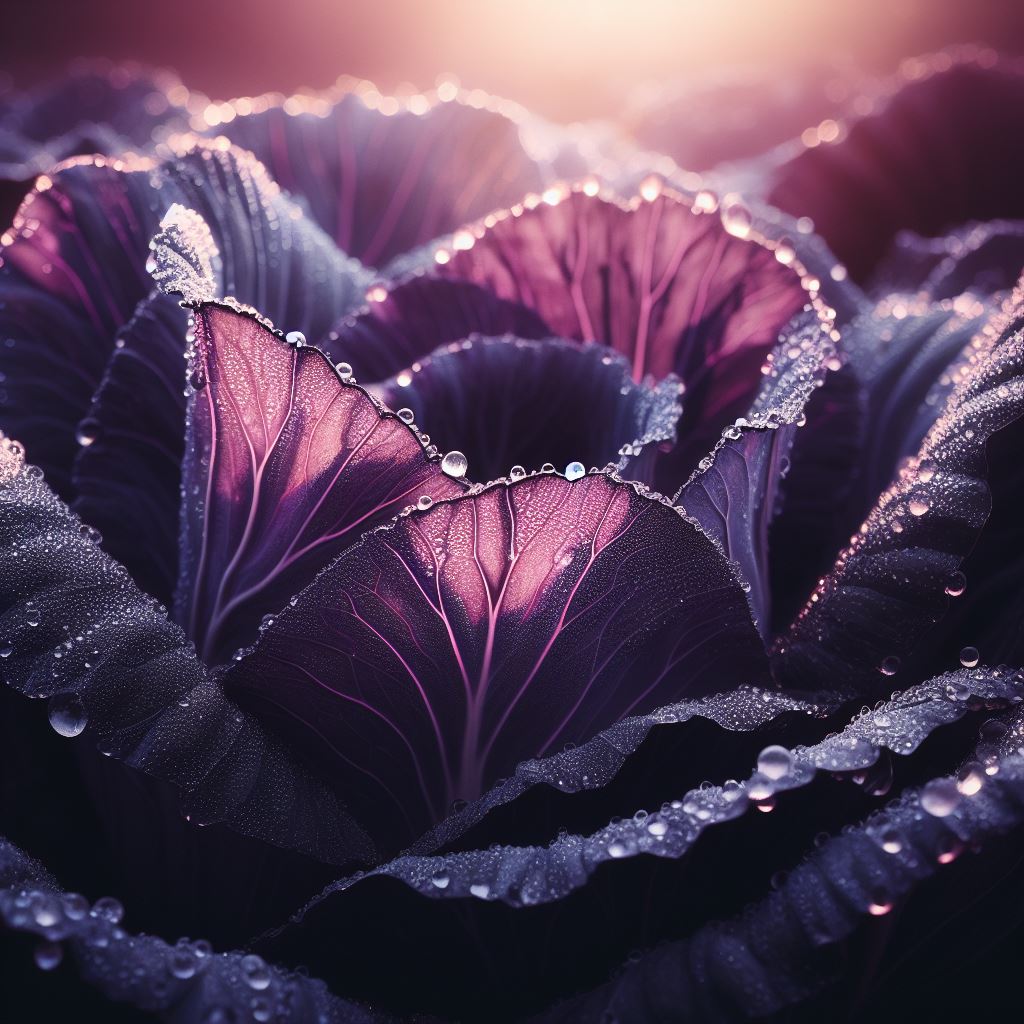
25, 606, 40, 627
722, 779, 745, 803
469, 882, 491, 899
430, 870, 450, 890
241, 954, 271, 990
564, 461, 585, 481
48, 693, 87, 738
720, 195, 752, 238
170, 945, 197, 979
879, 655, 901, 677
908, 496, 930, 517
757, 744, 794, 781
920, 778, 960, 817
541, 463, 555, 474
34, 941, 63, 971
416, 495, 434, 511
31, 894, 61, 928
944, 570, 966, 597
335, 362, 353, 380
75, 419, 101, 447
285, 331, 306, 347
880, 829, 902, 854
646, 818, 668, 837
509, 465, 526, 481
607, 841, 628, 858
0, 642, 13, 658
959, 646, 980, 668
397, 407, 415, 424
867, 891, 892, 916
441, 451, 468, 479
91, 896, 124, 924
956, 762, 985, 796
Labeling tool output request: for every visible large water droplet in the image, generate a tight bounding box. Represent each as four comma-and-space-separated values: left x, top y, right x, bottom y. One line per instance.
944, 570, 966, 597
397, 407, 415, 424
285, 331, 306, 347
879, 655, 901, 677
48, 693, 87, 738
757, 744, 794, 781
241, 954, 271, 990
91, 896, 123, 924
430, 870, 450, 890
416, 495, 434, 511
441, 451, 468, 479
34, 941, 63, 971
75, 419, 101, 447
335, 362, 353, 380
509, 465, 526, 481
920, 778, 961, 817
908, 496, 930, 517
720, 196, 752, 239
564, 461, 585, 481
959, 646, 980, 668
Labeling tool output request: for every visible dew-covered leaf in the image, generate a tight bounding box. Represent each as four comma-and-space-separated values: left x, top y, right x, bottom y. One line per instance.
0, 140, 368, 498
0, 434, 371, 864
776, 280, 1024, 693
768, 53, 1024, 281
215, 84, 554, 267
674, 314, 837, 632
375, 336, 683, 484
287, 665, 1022, 914
425, 187, 823, 476
70, 293, 185, 605
0, 837, 381, 1023
225, 471, 767, 850
178, 302, 463, 664
534, 694, 1024, 1022
0, 62, 189, 180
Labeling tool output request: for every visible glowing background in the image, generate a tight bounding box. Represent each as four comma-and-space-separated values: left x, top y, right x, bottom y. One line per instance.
3, 0, 1023, 120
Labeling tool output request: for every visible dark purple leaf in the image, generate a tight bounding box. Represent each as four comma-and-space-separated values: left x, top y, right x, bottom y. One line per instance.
768, 53, 1024, 282
675, 314, 837, 632
177, 301, 464, 664
0, 837, 381, 1023
217, 85, 554, 267
0, 434, 371, 864
225, 470, 767, 849
0, 62, 189, 180
325, 275, 550, 383
70, 292, 185, 605
869, 219, 1024, 301
374, 335, 683, 484
533, 692, 1024, 1023
0, 140, 367, 499
776, 280, 1024, 694
426, 187, 825, 477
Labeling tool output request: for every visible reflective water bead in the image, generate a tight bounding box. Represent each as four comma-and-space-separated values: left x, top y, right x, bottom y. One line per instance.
879, 655, 901, 677
757, 744, 794, 781
920, 778, 961, 817
335, 362, 353, 380
469, 883, 491, 899
241, 954, 271, 990
0, 642, 13, 658
959, 646, 980, 668
564, 461, 585, 481
944, 570, 966, 597
908, 497, 930, 516
416, 495, 434, 511
91, 896, 124, 924
34, 941, 63, 971
441, 450, 468, 479
430, 870, 450, 890
75, 419, 101, 447
48, 693, 88, 738
285, 331, 306, 347
880, 829, 902, 854
956, 761, 985, 796
396, 407, 415, 424
509, 465, 526, 481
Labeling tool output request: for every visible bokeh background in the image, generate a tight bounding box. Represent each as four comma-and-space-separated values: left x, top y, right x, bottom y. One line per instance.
2, 0, 1023, 121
